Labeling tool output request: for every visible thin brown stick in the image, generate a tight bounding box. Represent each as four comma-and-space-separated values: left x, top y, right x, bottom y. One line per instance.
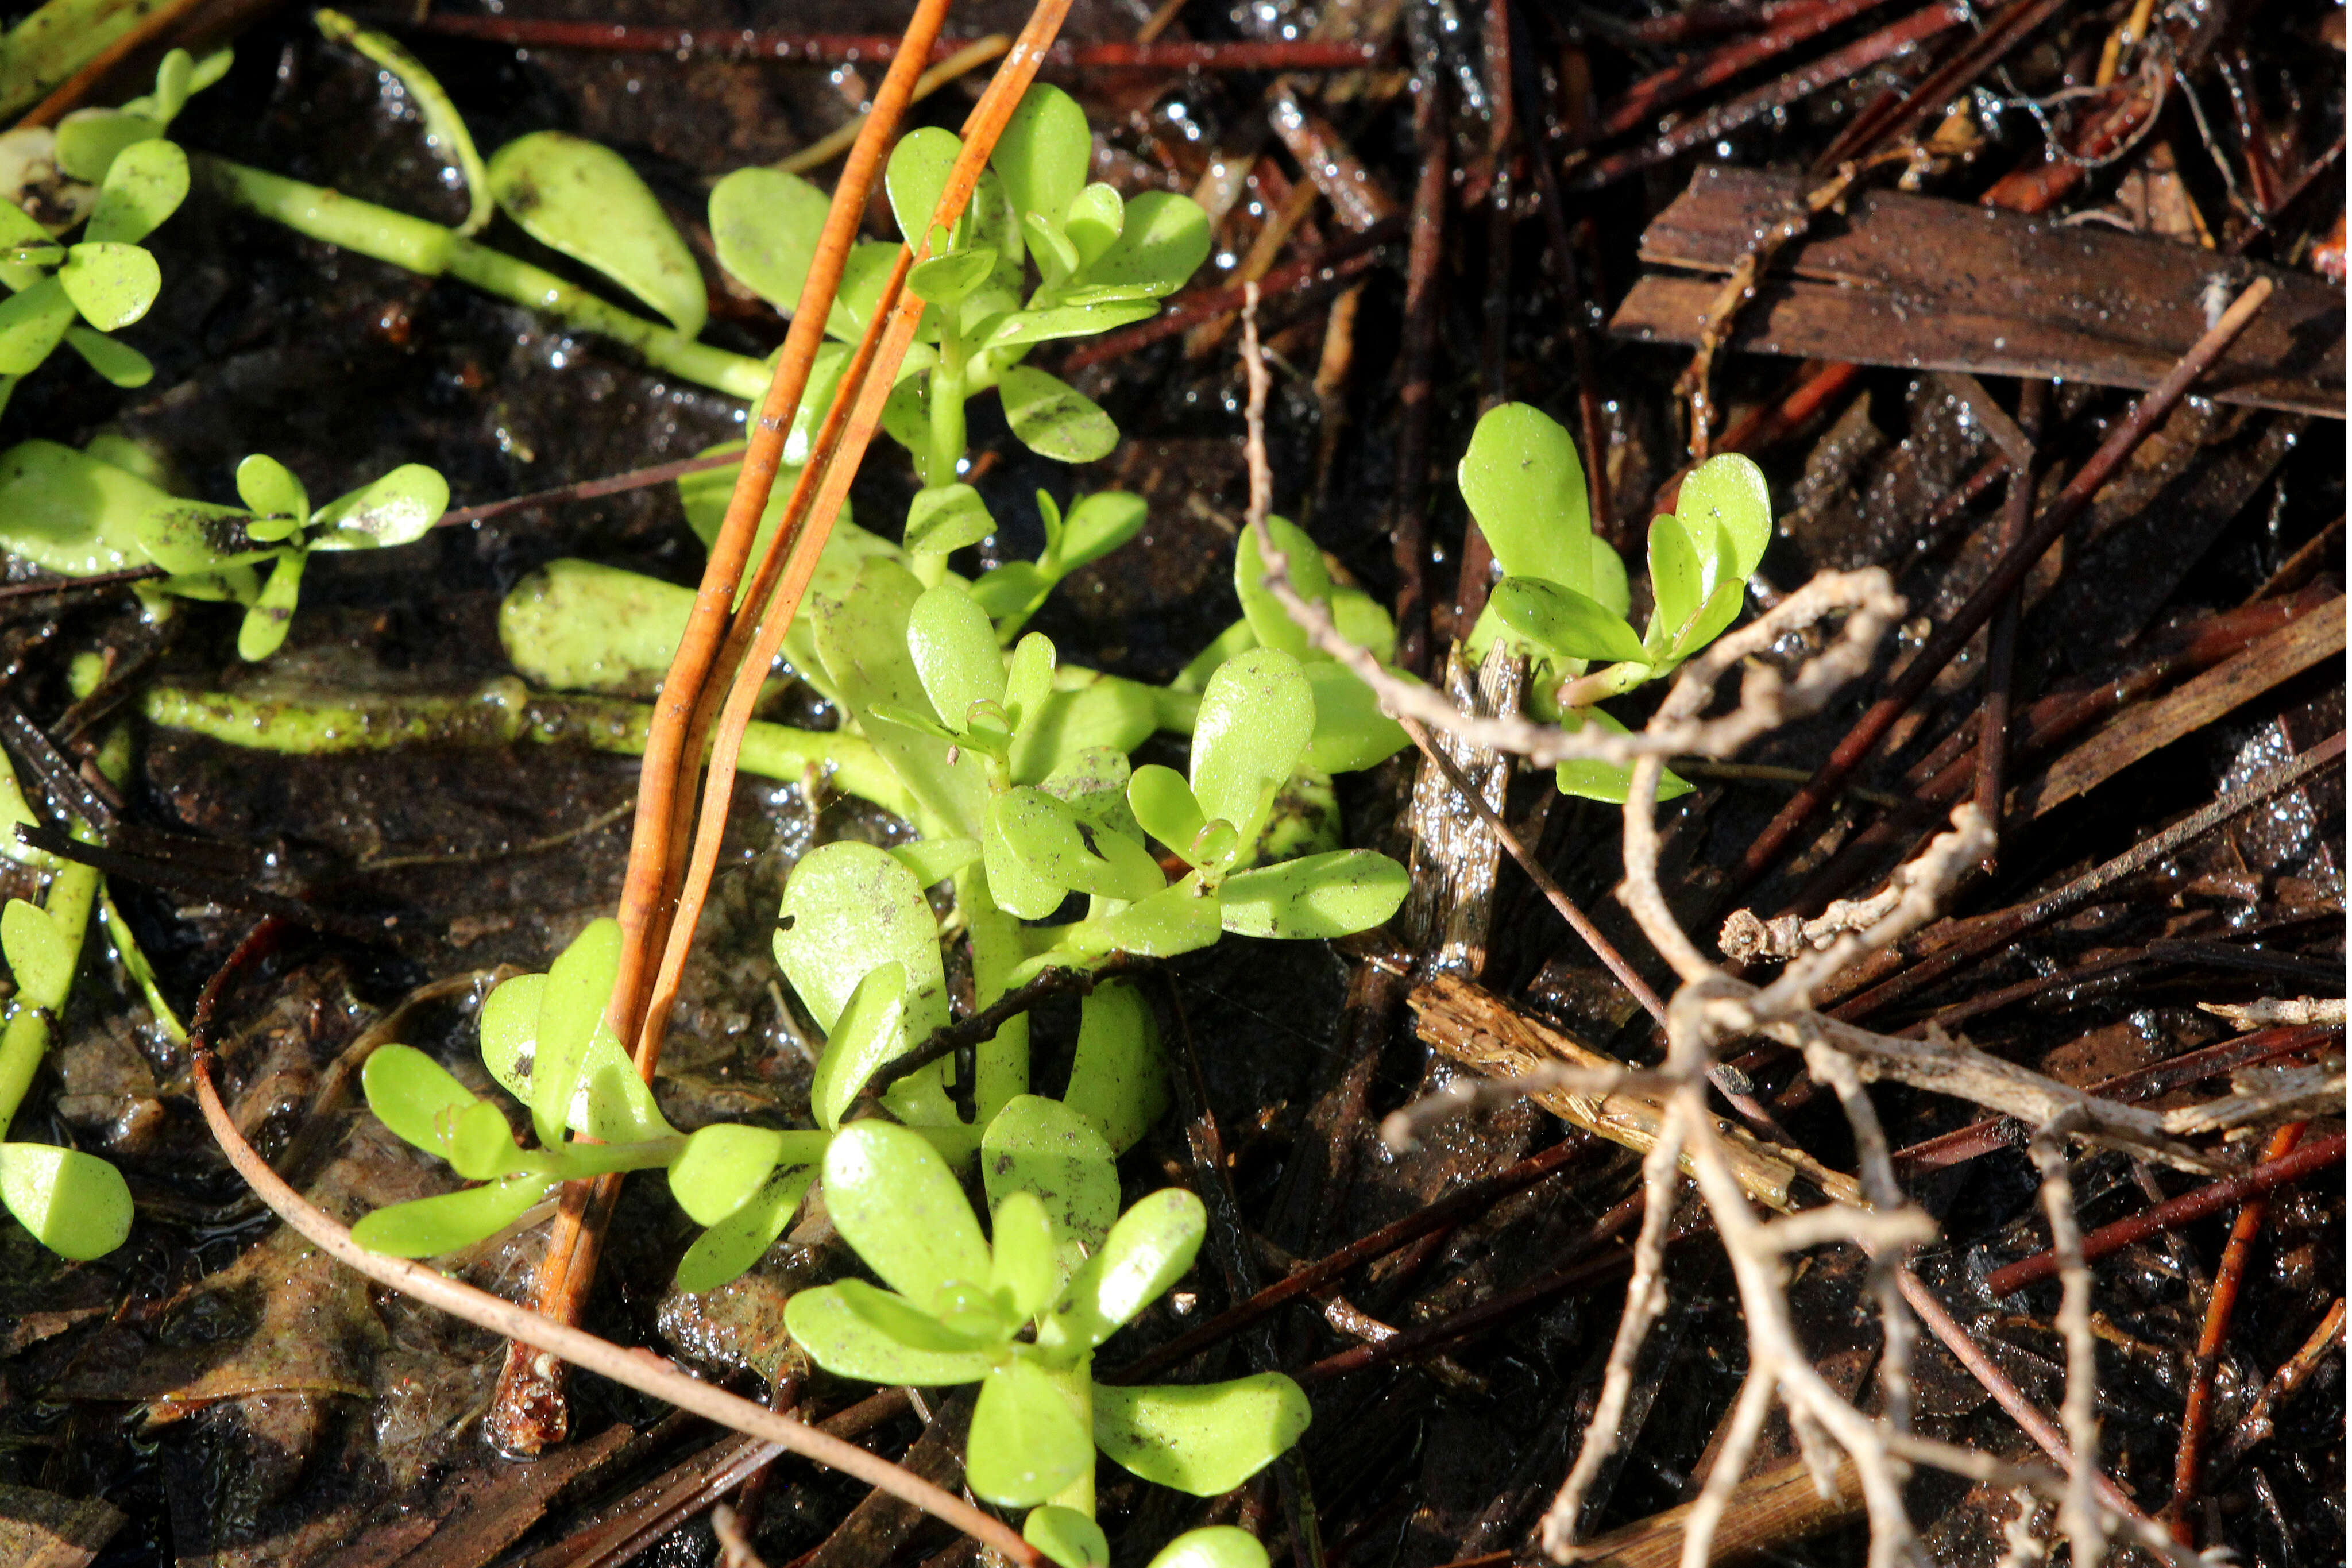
184, 1053, 1044, 1566
1729, 275, 2278, 897
489, 0, 952, 1452
2165, 1119, 2308, 1544
1969, 378, 2046, 871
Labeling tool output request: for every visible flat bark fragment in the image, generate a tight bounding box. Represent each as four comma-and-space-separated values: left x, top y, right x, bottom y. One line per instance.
1612, 167, 2345, 418
0, 1486, 126, 1568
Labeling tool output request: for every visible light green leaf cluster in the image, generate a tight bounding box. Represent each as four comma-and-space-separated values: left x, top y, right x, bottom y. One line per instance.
1458, 402, 1774, 802
0, 436, 449, 659
708, 83, 1210, 558
0, 48, 225, 411
786, 1117, 1311, 1519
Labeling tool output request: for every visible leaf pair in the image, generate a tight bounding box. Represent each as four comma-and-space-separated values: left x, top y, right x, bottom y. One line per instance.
967, 489, 1148, 636
1221, 518, 1408, 774
1640, 453, 1773, 662
784, 1116, 1310, 1509
0, 137, 187, 392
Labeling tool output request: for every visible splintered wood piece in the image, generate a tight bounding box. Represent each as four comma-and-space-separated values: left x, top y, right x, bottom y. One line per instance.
1612, 167, 2344, 418
1409, 975, 1866, 1210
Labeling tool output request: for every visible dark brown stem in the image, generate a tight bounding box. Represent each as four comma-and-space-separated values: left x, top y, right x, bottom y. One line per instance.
1986, 1133, 2346, 1297
855, 955, 1149, 1111
1388, 72, 1446, 678
1968, 379, 2048, 871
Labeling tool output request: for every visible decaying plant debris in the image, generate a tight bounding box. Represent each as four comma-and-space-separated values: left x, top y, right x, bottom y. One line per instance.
0, 0, 2341, 1564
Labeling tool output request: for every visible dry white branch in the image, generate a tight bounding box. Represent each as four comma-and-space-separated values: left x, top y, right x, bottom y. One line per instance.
2197, 997, 2346, 1030
1227, 303, 2223, 1568
2029, 1122, 2106, 1568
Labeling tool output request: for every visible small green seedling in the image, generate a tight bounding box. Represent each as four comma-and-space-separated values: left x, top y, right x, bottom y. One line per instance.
785, 1114, 1310, 1528
0, 436, 449, 658
1455, 402, 1772, 801
0, 48, 226, 412
710, 83, 1210, 580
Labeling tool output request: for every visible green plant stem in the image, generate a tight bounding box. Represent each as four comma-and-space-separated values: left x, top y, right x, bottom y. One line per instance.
141, 679, 920, 820
1554, 658, 1657, 711
197, 156, 771, 401
100, 882, 184, 1042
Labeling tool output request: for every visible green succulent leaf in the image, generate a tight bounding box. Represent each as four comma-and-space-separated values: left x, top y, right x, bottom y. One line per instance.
1025, 1506, 1111, 1568
1054, 491, 1147, 573
994, 788, 1166, 906
1127, 764, 1206, 858
309, 463, 449, 549
831, 241, 905, 340
61, 327, 152, 388
994, 85, 1090, 235
889, 837, 982, 888
1003, 633, 1057, 733
1077, 191, 1211, 299
839, 1275, 1005, 1351
235, 548, 303, 661
0, 1142, 133, 1260
990, 1188, 1059, 1321
822, 1119, 991, 1307
1677, 451, 1772, 585
1490, 576, 1649, 666
670, 1124, 791, 1226
1216, 849, 1408, 940
909, 247, 995, 306
970, 560, 1050, 624
1550, 706, 1694, 805
1063, 182, 1123, 270
1233, 514, 1331, 662
1000, 365, 1118, 465
1092, 1374, 1312, 1495
234, 453, 310, 538
807, 960, 909, 1133
887, 126, 965, 248
981, 300, 1157, 352
478, 970, 674, 1144
708, 166, 833, 316
487, 131, 706, 336
674, 1165, 816, 1293
1147, 1527, 1272, 1568
1022, 211, 1082, 284
55, 111, 164, 184
1050, 1187, 1205, 1350
2, 897, 72, 1010
1053, 876, 1223, 967
773, 841, 950, 1035
86, 137, 188, 246
1458, 402, 1610, 600
57, 242, 160, 332
969, 1358, 1093, 1508
1644, 513, 1704, 658
1060, 980, 1166, 1156
530, 917, 624, 1147
908, 580, 1007, 728
360, 1044, 527, 1178
1189, 647, 1315, 853
981, 1094, 1117, 1297
1300, 662, 1409, 775
350, 1172, 552, 1258
783, 1281, 994, 1384
0, 280, 76, 376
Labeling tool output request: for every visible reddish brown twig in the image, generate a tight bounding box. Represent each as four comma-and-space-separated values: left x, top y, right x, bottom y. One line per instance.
1570, 5, 1964, 188
1812, 0, 2067, 168
485, 0, 953, 1454
1825, 731, 2344, 1021
1727, 276, 2278, 897
1890, 1022, 2344, 1177
1968, 379, 2047, 870
1986, 1133, 2347, 1298
2165, 1119, 2310, 1544
381, 14, 1377, 69
1579, 0, 1895, 145
2212, 1297, 2346, 1470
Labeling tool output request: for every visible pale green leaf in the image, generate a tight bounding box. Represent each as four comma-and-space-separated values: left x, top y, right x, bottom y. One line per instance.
52, 111, 160, 184
1025, 1506, 1111, 1568
1053, 490, 1146, 571
1001, 365, 1118, 465
968, 1358, 1092, 1507
807, 961, 909, 1133
709, 165, 833, 315
1677, 451, 1773, 584
782, 1281, 994, 1384
308, 463, 449, 549
981, 1095, 1117, 1296
773, 841, 949, 1034
0, 1142, 132, 1260
531, 917, 623, 1146
1063, 182, 1123, 270
908, 581, 1007, 727
886, 126, 964, 246
1300, 661, 1408, 775
1215, 849, 1408, 940
1489, 576, 1648, 666
1126, 764, 1204, 858
1077, 191, 1210, 299
2, 897, 71, 1010
993, 787, 1165, 906
1645, 513, 1702, 656
350, 1172, 552, 1258
234, 453, 308, 535
1189, 647, 1314, 850
0, 279, 75, 376
58, 242, 159, 332
234, 548, 302, 661
488, 131, 706, 335
981, 300, 1156, 351
1147, 1527, 1271, 1568
669, 1123, 787, 1226
994, 84, 1090, 234
1060, 980, 1165, 1155
61, 327, 151, 387
822, 1119, 991, 1307
1457, 402, 1598, 595
85, 136, 187, 245
1050, 1187, 1204, 1349
1092, 1374, 1311, 1495
1233, 513, 1330, 661
674, 1165, 816, 1293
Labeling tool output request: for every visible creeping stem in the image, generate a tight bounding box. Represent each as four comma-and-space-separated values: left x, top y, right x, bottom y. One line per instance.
198, 157, 773, 402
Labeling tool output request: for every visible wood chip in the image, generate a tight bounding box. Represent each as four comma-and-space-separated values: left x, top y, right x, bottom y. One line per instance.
1612, 167, 2344, 418
0, 1486, 125, 1568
